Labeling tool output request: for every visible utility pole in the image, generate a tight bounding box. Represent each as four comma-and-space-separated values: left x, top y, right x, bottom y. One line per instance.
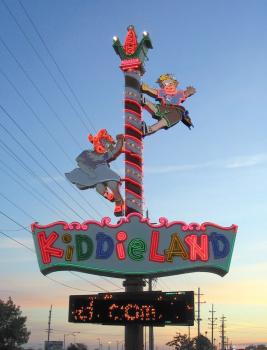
146, 210, 155, 350
148, 277, 154, 350
196, 288, 206, 338
46, 305, 53, 347
220, 315, 227, 350
188, 326, 191, 341
113, 26, 152, 350
208, 304, 217, 349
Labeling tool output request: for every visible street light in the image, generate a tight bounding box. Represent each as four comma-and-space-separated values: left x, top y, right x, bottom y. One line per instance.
97, 337, 102, 350
116, 340, 123, 350
63, 332, 80, 350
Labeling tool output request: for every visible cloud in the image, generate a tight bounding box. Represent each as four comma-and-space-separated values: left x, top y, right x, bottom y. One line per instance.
225, 153, 267, 168
145, 153, 267, 174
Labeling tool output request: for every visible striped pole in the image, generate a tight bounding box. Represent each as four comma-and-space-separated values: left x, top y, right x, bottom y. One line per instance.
113, 25, 152, 217
124, 71, 143, 215
113, 26, 152, 350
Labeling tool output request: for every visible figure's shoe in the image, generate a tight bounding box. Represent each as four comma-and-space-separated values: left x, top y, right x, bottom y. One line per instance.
114, 202, 125, 217
142, 121, 149, 137
141, 95, 146, 106
104, 191, 115, 202
182, 111, 194, 129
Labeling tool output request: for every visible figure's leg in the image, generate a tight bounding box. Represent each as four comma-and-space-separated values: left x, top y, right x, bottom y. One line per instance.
143, 100, 158, 115
143, 118, 168, 136
107, 181, 124, 216
142, 101, 168, 136
149, 119, 168, 133
96, 183, 115, 202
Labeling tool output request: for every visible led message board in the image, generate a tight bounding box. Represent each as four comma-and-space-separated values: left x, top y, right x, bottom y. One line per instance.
69, 291, 194, 326
31, 213, 237, 278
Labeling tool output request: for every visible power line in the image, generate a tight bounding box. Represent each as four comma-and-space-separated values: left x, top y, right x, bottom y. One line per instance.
0, 137, 76, 220
0, 36, 121, 211
2, 0, 95, 133
0, 103, 104, 218
0, 109, 85, 220
0, 230, 34, 253
0, 66, 74, 164
0, 160, 73, 220
0, 207, 121, 292
17, 0, 97, 133
0, 191, 36, 221
99, 275, 123, 290
69, 271, 109, 292
0, 35, 82, 150
0, 68, 106, 218
0, 227, 116, 292
1, 1, 123, 179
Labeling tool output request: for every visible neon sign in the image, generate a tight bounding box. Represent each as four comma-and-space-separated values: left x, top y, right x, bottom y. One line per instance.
31, 213, 237, 278
68, 291, 194, 326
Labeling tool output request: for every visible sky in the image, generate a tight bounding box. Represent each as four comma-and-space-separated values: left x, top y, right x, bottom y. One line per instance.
0, 0, 267, 349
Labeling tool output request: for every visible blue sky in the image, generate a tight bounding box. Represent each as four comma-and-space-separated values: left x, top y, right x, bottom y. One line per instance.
0, 0, 267, 349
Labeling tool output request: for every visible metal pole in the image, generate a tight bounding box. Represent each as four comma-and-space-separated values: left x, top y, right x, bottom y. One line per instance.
209, 304, 217, 349
197, 288, 201, 338
123, 67, 144, 350
123, 277, 145, 350
113, 25, 152, 350
148, 278, 154, 350
47, 304, 52, 348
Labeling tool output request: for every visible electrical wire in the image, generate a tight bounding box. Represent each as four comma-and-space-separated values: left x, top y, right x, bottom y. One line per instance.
0, 230, 34, 253
0, 25, 121, 209
2, 0, 123, 180
0, 138, 78, 220
0, 160, 73, 220
17, 0, 97, 133
0, 35, 82, 150
0, 1, 127, 291
0, 103, 103, 219
0, 191, 36, 221
69, 272, 109, 292
0, 211, 121, 292
0, 229, 99, 292
0, 68, 107, 218
0, 110, 87, 220
0, 66, 74, 164
2, 0, 94, 133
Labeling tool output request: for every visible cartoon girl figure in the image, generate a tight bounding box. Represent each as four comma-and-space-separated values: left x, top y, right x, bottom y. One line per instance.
141, 73, 196, 136
65, 129, 125, 217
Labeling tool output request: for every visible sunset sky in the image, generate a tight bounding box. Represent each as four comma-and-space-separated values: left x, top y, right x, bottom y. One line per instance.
0, 0, 267, 349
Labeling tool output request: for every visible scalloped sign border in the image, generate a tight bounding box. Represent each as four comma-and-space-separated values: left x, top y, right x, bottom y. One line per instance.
31, 213, 237, 278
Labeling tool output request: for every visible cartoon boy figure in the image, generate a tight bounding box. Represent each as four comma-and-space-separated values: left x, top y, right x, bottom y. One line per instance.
141, 73, 196, 136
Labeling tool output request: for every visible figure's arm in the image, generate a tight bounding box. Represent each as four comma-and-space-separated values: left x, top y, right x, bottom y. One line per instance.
107, 134, 124, 162
141, 83, 158, 98
184, 86, 197, 98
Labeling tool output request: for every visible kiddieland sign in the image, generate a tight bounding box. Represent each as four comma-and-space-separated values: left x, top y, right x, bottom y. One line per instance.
31, 213, 237, 278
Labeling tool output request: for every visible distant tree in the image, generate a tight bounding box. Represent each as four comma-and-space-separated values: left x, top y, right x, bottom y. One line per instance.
0, 297, 30, 350
245, 346, 267, 350
245, 346, 256, 350
166, 333, 212, 350
256, 346, 267, 350
67, 343, 88, 350
166, 333, 193, 350
192, 334, 212, 350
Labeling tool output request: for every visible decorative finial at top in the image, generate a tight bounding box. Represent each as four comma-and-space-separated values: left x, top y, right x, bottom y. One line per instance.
112, 25, 153, 74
